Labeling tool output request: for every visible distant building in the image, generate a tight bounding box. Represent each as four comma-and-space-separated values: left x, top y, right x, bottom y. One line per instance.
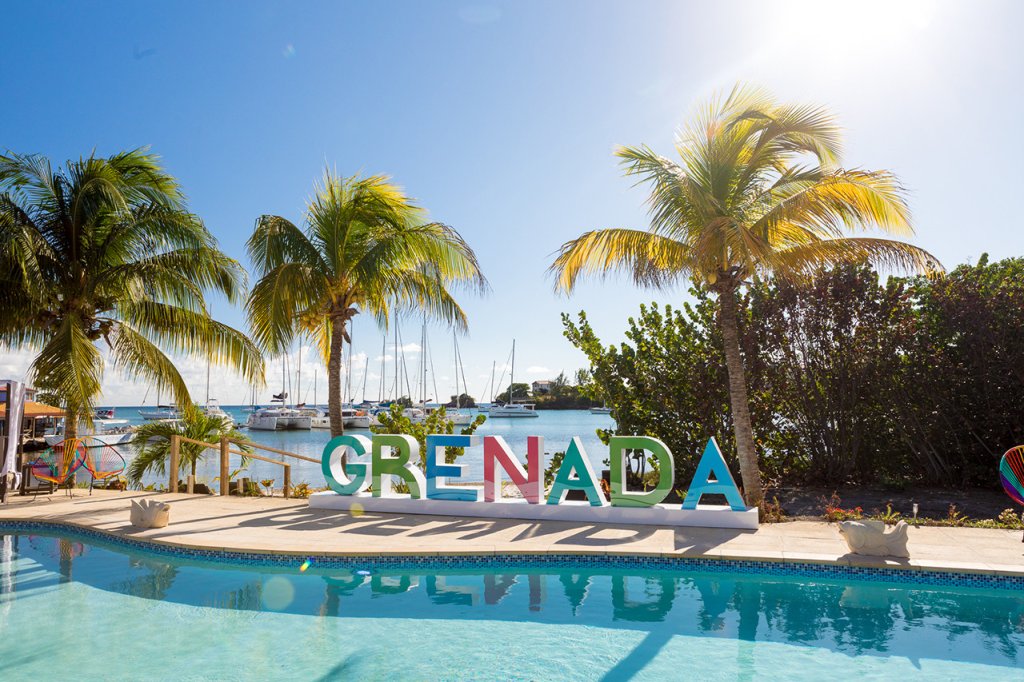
531, 380, 554, 395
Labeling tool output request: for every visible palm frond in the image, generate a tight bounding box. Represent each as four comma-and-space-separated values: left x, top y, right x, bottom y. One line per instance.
1, 149, 262, 416
28, 316, 102, 420
106, 320, 192, 406
245, 262, 328, 354
549, 228, 694, 293
770, 237, 943, 279
116, 302, 265, 386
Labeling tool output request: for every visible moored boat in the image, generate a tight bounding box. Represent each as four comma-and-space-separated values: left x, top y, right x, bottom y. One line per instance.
488, 402, 539, 418
309, 408, 371, 429
488, 339, 539, 418
45, 419, 135, 448
246, 407, 312, 431
201, 399, 234, 426
138, 405, 180, 420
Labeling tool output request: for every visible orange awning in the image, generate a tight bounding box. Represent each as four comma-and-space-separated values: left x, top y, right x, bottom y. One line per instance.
0, 401, 65, 418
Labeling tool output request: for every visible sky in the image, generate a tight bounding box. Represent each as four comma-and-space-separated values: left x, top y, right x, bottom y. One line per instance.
2, 0, 1023, 406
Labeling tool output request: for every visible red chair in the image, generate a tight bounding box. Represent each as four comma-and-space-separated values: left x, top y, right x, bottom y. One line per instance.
29, 439, 87, 496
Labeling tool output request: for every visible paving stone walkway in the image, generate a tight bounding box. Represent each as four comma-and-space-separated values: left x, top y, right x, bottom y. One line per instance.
2, 490, 1022, 576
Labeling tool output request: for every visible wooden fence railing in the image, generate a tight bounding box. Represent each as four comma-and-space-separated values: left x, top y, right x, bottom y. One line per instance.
168, 435, 319, 498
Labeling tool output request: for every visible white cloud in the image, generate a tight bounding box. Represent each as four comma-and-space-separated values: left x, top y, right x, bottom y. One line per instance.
526, 366, 550, 375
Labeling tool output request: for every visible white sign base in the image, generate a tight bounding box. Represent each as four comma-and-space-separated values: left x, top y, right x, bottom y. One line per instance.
308, 492, 759, 530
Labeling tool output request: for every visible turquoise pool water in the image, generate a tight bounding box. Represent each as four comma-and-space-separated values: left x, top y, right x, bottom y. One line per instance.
1, 531, 1022, 681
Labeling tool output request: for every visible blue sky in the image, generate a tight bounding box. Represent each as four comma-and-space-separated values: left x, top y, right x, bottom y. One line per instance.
2, 0, 1023, 405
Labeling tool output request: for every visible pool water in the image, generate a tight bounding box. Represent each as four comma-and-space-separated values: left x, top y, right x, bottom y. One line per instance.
1, 532, 1023, 681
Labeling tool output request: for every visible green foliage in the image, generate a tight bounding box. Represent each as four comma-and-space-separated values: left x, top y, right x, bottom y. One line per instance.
562, 293, 775, 487
543, 450, 565, 489
290, 482, 313, 499
127, 407, 252, 487
944, 504, 968, 527
747, 263, 907, 483
565, 257, 1024, 489
445, 393, 476, 408
494, 383, 530, 403
530, 371, 601, 410
873, 504, 902, 525
0, 149, 265, 427
371, 403, 486, 468
996, 509, 1024, 530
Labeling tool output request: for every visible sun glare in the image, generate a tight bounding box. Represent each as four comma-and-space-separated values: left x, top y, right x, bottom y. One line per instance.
775, 0, 936, 62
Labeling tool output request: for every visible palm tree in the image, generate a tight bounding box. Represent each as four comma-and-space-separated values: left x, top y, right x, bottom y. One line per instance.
550, 85, 941, 507
0, 149, 264, 436
247, 171, 487, 437
128, 407, 252, 487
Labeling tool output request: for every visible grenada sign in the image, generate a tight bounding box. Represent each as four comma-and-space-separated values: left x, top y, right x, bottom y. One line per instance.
310, 434, 759, 529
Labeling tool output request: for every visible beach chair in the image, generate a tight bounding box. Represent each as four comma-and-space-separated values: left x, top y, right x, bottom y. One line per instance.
82, 444, 126, 494
28, 439, 86, 496
999, 445, 1024, 542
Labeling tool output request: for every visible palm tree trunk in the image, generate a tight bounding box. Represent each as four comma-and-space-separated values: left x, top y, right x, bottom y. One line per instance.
716, 285, 764, 508
328, 315, 346, 439
64, 413, 78, 442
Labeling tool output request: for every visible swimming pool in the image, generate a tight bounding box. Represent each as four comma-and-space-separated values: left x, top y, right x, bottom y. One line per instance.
1, 528, 1022, 680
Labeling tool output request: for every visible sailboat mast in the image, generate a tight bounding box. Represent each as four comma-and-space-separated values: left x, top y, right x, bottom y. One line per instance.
453, 330, 459, 408
345, 320, 354, 406
510, 339, 516, 403
489, 361, 496, 403
297, 341, 302, 406
360, 354, 369, 403
379, 329, 386, 402
205, 357, 210, 405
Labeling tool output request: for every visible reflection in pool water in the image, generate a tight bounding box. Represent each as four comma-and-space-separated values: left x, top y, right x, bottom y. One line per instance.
2, 532, 1023, 680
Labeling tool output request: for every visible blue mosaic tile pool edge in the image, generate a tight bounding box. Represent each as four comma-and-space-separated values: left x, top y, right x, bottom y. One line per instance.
2, 519, 1022, 591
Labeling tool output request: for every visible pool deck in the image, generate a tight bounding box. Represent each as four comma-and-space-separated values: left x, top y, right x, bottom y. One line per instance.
1, 490, 1022, 577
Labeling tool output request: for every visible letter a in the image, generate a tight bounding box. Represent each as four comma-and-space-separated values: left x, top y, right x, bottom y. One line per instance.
681, 438, 747, 511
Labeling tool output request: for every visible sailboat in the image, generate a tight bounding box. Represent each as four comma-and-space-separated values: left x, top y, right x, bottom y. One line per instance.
247, 350, 312, 430
310, 323, 370, 429
310, 370, 331, 429
138, 385, 180, 420
199, 357, 232, 425
489, 339, 539, 418
476, 361, 496, 413
444, 331, 474, 425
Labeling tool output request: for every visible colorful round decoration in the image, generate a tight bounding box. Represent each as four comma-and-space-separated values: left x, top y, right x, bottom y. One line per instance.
999, 445, 1024, 506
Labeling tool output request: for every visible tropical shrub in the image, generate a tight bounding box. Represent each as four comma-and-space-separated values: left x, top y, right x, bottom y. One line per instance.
562, 295, 778, 490
127, 408, 252, 487
564, 256, 1024, 490
371, 403, 486, 469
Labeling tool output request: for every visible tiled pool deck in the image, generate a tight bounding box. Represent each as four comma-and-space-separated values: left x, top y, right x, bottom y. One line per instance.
1, 490, 1022, 578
